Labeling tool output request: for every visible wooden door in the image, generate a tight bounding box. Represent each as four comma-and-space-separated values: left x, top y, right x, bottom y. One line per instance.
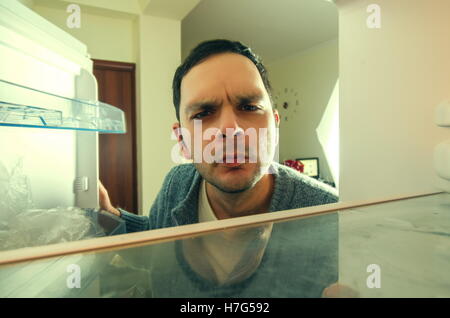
93, 59, 137, 214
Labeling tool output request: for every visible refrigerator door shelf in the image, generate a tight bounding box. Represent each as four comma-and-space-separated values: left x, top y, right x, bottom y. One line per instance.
0, 79, 126, 134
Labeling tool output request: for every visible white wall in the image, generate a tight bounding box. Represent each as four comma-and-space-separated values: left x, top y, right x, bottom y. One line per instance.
137, 15, 180, 215
33, 3, 138, 63
268, 39, 339, 184
338, 0, 450, 202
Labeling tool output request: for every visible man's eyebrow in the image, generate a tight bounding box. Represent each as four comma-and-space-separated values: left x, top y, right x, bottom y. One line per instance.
233, 93, 265, 104
185, 100, 221, 115
184, 92, 265, 115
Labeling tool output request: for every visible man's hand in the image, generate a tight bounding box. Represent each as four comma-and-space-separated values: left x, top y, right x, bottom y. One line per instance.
99, 181, 121, 217
322, 282, 359, 298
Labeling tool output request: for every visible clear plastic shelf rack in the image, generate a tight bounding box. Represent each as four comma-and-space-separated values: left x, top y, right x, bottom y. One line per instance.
0, 79, 126, 133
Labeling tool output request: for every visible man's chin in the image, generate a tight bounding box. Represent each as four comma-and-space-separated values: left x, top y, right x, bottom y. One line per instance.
212, 184, 251, 194
211, 169, 259, 193
195, 162, 261, 193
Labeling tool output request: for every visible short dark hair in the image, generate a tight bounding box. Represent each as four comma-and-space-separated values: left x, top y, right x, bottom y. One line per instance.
172, 39, 272, 121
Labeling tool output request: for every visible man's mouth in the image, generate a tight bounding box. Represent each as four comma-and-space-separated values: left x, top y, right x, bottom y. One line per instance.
221, 154, 248, 166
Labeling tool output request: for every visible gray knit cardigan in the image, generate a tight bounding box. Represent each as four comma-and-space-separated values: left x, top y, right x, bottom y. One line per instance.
119, 162, 338, 233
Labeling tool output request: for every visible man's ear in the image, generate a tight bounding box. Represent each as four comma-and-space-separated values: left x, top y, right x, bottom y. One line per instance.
272, 109, 280, 147
172, 122, 191, 160
172, 122, 182, 142
273, 109, 280, 127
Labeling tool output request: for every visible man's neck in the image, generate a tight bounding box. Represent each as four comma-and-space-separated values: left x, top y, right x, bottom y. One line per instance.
205, 174, 275, 220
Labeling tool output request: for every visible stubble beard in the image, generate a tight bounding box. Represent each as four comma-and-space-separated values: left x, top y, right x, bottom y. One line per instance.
190, 123, 277, 194
194, 161, 265, 194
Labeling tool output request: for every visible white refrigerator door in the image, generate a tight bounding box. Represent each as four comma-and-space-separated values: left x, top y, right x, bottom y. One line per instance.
0, 0, 99, 211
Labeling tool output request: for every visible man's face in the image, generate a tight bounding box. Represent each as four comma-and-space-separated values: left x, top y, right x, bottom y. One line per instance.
176, 53, 279, 193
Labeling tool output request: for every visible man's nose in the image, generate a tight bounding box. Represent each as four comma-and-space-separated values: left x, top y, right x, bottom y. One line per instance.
217, 106, 244, 138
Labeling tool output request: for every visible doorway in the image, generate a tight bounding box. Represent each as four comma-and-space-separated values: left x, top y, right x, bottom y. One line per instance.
93, 59, 137, 214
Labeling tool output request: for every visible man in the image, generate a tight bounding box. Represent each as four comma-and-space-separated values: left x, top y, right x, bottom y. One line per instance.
100, 39, 338, 230
99, 40, 340, 297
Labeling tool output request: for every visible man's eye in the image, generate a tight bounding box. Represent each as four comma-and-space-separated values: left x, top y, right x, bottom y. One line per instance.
192, 110, 212, 119
241, 104, 259, 111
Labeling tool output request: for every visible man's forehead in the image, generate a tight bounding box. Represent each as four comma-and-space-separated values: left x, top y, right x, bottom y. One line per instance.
186, 52, 258, 75
180, 53, 267, 107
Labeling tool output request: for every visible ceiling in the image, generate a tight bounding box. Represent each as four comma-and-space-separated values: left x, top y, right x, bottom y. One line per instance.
182, 0, 338, 63
32, 0, 201, 20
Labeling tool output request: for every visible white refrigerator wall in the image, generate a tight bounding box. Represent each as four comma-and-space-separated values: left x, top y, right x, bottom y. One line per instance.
338, 0, 450, 202
0, 0, 98, 210
0, 127, 77, 208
